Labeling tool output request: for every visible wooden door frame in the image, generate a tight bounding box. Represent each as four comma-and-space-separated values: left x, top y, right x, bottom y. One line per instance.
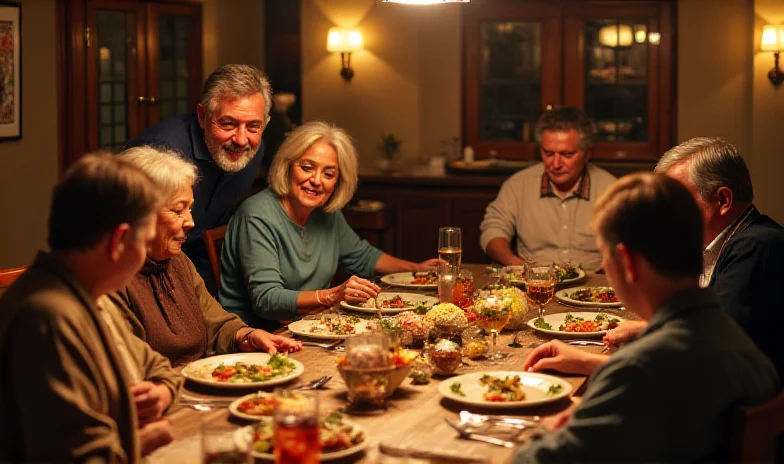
57, 0, 202, 176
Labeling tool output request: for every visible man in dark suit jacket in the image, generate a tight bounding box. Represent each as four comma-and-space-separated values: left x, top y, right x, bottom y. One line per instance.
127, 64, 272, 294
656, 137, 784, 375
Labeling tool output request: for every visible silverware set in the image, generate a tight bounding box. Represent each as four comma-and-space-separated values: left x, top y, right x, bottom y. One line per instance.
299, 339, 344, 351
177, 376, 334, 410
443, 411, 547, 448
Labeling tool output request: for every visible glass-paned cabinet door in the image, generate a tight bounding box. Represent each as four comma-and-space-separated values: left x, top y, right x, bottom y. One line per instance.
147, 4, 202, 127
480, 21, 542, 143
87, 2, 145, 152
463, 3, 562, 160
564, 4, 673, 161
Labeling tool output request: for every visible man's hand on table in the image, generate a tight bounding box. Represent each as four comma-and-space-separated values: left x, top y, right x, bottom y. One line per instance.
139, 419, 174, 456
522, 340, 608, 376
132, 381, 172, 426
603, 320, 647, 347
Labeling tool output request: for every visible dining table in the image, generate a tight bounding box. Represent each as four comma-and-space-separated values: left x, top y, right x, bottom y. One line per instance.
148, 264, 634, 463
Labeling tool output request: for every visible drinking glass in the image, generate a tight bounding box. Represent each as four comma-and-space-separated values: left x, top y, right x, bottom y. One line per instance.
273, 391, 320, 464
202, 422, 251, 464
451, 269, 475, 309
437, 261, 458, 303
438, 227, 462, 269
525, 263, 556, 319
474, 290, 512, 362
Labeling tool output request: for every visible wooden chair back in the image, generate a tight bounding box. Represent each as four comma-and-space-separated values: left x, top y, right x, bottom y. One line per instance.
202, 225, 227, 290
728, 389, 784, 463
0, 265, 28, 297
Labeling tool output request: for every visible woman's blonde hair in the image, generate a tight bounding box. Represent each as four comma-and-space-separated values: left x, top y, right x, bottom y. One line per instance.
119, 145, 199, 202
268, 121, 358, 212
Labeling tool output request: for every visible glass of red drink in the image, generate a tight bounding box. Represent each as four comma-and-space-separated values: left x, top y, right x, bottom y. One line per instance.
273, 391, 320, 464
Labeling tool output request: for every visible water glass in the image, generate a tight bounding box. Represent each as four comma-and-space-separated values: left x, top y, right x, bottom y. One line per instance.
273, 391, 320, 464
525, 263, 556, 318
437, 262, 458, 303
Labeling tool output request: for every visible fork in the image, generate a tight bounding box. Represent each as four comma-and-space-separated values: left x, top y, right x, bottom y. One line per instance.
444, 419, 516, 448
300, 339, 343, 350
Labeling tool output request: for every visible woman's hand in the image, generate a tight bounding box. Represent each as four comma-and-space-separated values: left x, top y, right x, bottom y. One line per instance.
341, 275, 380, 304
417, 259, 439, 271
248, 330, 303, 354
131, 381, 172, 426
603, 320, 647, 347
522, 340, 607, 376
139, 419, 174, 456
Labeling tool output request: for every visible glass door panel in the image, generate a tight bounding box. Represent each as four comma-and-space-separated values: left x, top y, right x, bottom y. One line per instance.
480, 21, 542, 143
157, 14, 190, 120
95, 10, 137, 151
584, 19, 649, 143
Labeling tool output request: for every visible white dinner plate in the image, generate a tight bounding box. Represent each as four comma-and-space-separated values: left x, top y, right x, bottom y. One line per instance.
236, 418, 368, 461
526, 311, 626, 339
555, 286, 623, 308
229, 391, 276, 421
508, 268, 587, 286
181, 353, 304, 390
287, 319, 370, 340
438, 371, 572, 409
380, 272, 437, 289
340, 292, 438, 314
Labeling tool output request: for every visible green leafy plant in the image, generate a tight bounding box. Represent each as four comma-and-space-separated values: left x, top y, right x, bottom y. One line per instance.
378, 132, 403, 160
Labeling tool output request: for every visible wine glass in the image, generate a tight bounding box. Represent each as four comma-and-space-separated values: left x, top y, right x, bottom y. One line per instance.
474, 290, 512, 362
525, 263, 556, 319
438, 227, 462, 269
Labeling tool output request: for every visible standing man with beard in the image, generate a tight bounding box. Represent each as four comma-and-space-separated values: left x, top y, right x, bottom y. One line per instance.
127, 64, 272, 294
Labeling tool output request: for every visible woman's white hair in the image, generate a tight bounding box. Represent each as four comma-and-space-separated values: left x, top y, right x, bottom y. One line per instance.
119, 145, 199, 202
268, 121, 358, 212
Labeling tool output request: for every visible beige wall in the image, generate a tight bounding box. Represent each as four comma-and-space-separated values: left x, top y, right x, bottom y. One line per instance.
203, 0, 265, 77
752, 0, 784, 223
302, 0, 461, 166
0, 0, 58, 268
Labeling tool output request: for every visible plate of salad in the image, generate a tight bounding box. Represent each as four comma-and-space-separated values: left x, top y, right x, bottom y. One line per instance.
182, 353, 304, 389
528, 312, 625, 338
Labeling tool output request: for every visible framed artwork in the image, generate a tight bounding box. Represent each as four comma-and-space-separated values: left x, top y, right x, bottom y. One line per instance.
0, 2, 20, 141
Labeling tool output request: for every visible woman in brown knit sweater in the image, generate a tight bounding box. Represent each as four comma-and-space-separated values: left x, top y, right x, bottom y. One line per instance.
109, 146, 302, 366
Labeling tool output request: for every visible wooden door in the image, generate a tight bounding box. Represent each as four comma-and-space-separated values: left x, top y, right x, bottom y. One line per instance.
146, 2, 202, 127
563, 2, 674, 161
394, 196, 450, 263
463, 1, 563, 161
85, 0, 147, 152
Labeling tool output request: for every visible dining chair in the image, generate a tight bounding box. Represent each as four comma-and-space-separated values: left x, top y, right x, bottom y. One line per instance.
0, 265, 28, 297
202, 225, 227, 289
727, 389, 784, 463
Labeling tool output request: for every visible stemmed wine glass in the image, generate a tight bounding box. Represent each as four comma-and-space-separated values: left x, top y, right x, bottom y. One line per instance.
525, 263, 556, 319
438, 227, 462, 269
474, 290, 512, 362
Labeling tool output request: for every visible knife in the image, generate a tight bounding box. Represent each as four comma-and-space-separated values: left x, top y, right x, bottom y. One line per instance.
379, 443, 490, 463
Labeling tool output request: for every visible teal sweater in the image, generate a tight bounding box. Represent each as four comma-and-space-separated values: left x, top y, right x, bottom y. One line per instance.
218, 188, 383, 326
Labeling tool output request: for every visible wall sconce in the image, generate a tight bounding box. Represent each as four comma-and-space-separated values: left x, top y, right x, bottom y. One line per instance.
327, 27, 363, 82
378, 0, 469, 4
761, 24, 784, 86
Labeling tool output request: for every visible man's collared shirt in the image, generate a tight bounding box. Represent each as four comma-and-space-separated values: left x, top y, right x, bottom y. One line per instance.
701, 205, 755, 287
480, 162, 616, 270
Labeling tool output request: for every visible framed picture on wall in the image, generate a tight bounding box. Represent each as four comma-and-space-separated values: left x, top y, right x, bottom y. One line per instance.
0, 1, 20, 141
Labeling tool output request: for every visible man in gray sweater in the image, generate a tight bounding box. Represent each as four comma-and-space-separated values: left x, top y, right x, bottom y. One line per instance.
514, 172, 779, 463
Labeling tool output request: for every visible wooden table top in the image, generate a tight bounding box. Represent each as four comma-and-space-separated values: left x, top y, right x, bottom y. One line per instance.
148, 265, 630, 463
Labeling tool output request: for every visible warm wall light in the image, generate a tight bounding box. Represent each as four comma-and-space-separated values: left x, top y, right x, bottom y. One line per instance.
761, 24, 784, 86
598, 24, 633, 47
327, 27, 363, 81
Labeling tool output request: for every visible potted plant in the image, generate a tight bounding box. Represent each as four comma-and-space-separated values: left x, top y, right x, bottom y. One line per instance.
377, 132, 403, 172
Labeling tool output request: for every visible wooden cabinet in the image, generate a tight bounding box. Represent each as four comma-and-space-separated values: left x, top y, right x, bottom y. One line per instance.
462, 0, 674, 162
352, 173, 505, 265
59, 0, 202, 167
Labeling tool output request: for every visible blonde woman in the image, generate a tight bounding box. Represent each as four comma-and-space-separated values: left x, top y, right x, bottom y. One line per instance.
219, 121, 437, 328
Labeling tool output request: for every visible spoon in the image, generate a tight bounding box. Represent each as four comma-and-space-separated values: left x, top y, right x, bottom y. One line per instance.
292, 375, 332, 391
